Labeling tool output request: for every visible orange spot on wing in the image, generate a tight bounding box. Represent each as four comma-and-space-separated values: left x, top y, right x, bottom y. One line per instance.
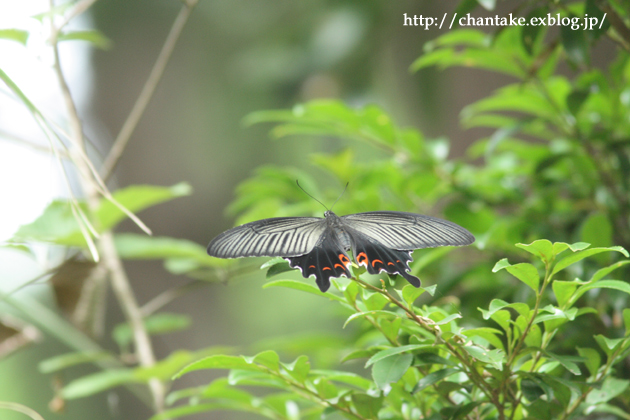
323, 267, 332, 271
372, 259, 383, 267
357, 252, 368, 265
388, 262, 395, 266
334, 264, 345, 270
396, 260, 400, 263
309, 265, 316, 269
338, 254, 350, 265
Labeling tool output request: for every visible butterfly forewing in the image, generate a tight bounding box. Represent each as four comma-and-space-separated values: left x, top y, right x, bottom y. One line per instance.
207, 217, 326, 258
341, 211, 474, 250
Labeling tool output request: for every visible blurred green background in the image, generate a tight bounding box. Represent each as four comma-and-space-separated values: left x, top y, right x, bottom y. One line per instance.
0, 0, 623, 419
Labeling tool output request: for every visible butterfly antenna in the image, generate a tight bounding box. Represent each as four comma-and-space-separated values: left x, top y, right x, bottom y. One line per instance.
296, 180, 328, 211
330, 182, 349, 211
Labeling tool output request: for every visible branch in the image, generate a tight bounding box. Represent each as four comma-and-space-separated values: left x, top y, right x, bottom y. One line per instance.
101, 0, 199, 181
48, 2, 166, 411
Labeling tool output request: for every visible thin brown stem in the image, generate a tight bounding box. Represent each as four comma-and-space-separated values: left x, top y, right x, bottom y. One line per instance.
101, 0, 199, 181
48, 1, 166, 412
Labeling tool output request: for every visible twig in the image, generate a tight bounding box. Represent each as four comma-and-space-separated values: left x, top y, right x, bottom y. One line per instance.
101, 0, 199, 181
140, 280, 206, 316
0, 127, 69, 157
0, 402, 46, 420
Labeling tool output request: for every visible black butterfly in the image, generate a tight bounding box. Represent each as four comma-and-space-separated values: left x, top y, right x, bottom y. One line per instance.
207, 210, 475, 292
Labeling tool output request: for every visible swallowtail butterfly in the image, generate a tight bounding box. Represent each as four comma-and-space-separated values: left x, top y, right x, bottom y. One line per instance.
207, 210, 474, 292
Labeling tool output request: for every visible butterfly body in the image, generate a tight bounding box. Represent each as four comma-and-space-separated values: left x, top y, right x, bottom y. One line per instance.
208, 210, 474, 292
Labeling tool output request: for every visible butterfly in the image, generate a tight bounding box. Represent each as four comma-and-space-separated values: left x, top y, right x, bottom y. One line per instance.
207, 210, 475, 292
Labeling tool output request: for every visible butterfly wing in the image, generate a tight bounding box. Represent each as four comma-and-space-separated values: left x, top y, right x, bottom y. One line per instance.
342, 211, 474, 287
341, 211, 475, 250
207, 217, 327, 258
351, 233, 420, 287
285, 227, 352, 292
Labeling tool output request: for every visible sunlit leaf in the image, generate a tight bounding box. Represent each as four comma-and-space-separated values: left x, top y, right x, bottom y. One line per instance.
372, 353, 412, 389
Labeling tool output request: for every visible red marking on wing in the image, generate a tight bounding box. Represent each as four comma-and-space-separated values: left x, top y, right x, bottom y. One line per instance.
387, 262, 395, 266
323, 267, 332, 271
338, 254, 350, 266
309, 265, 316, 269
372, 259, 383, 267
334, 264, 345, 270
357, 252, 368, 265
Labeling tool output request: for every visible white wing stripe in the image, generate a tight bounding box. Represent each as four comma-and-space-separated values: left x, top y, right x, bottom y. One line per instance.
207, 217, 326, 258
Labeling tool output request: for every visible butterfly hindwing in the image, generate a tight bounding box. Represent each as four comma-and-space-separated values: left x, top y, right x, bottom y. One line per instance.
285, 235, 351, 292
352, 234, 420, 287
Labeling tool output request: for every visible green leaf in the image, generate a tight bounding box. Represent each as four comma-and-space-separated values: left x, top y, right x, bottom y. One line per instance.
58, 30, 112, 49
61, 369, 137, 399
414, 368, 459, 393
586, 377, 630, 405
261, 258, 293, 278
200, 378, 255, 403
149, 403, 241, 420
135, 350, 204, 382
365, 345, 432, 367
97, 183, 192, 232
480, 299, 529, 319
493, 260, 540, 292
588, 404, 630, 420
590, 261, 630, 283
552, 247, 628, 275
462, 328, 505, 351
114, 233, 214, 263
351, 393, 384, 419
174, 355, 259, 379
363, 291, 389, 311
344, 310, 402, 328
341, 349, 374, 363
552, 280, 582, 308
463, 346, 505, 370
544, 352, 581, 375
433, 313, 462, 325
282, 355, 310, 383
311, 369, 373, 390
594, 335, 624, 356
573, 280, 630, 301
39, 351, 113, 374
13, 183, 191, 246
263, 280, 345, 303
402, 284, 425, 306
624, 309, 630, 337
561, 17, 589, 65
113, 313, 191, 349
372, 353, 413, 389
516, 240, 553, 263
521, 377, 547, 402
246, 350, 280, 372
577, 347, 601, 377
581, 213, 613, 248
0, 29, 29, 45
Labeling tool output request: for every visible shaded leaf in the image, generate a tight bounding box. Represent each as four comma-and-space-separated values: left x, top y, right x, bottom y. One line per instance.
414, 368, 459, 393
